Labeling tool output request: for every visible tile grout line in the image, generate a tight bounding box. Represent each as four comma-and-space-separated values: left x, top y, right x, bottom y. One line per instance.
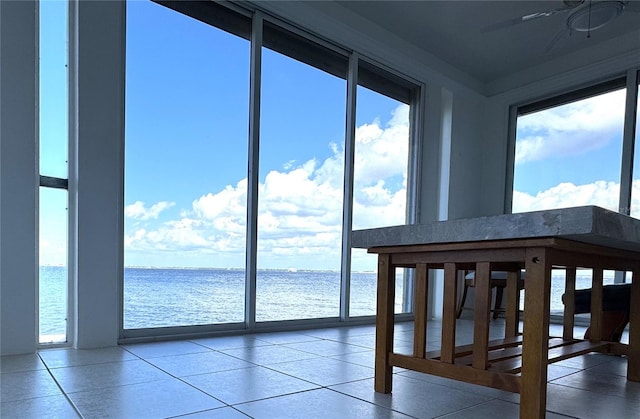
123, 341, 383, 413
119, 345, 235, 410
36, 352, 85, 419
166, 405, 254, 419
324, 381, 421, 418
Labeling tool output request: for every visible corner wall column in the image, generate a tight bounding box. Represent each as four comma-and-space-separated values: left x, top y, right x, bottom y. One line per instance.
0, 0, 39, 355
70, 0, 125, 348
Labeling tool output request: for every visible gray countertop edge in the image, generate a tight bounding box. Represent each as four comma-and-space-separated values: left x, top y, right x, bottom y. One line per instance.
351, 206, 640, 253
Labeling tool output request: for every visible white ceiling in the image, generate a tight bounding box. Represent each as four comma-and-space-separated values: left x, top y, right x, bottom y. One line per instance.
332, 1, 640, 87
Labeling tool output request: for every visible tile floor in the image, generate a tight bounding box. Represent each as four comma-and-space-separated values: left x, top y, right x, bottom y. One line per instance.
1, 319, 638, 418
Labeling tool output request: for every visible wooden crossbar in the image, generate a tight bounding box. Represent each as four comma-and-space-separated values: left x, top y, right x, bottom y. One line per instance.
454, 338, 567, 367
490, 340, 611, 373
425, 335, 523, 360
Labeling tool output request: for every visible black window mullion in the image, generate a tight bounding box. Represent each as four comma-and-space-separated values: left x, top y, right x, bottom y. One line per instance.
518, 77, 627, 116
40, 175, 68, 190
262, 20, 348, 80
357, 59, 417, 105
154, 0, 252, 40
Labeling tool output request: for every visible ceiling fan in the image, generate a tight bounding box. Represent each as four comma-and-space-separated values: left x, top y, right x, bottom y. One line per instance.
484, 0, 640, 52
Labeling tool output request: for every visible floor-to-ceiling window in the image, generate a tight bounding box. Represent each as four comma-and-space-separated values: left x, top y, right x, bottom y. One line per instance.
349, 62, 414, 317
256, 23, 348, 321
123, 1, 250, 329
511, 76, 638, 312
512, 82, 626, 215
39, 0, 69, 344
123, 1, 420, 335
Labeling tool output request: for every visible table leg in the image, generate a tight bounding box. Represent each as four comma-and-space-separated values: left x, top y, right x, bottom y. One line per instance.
375, 253, 395, 393
413, 263, 429, 358
589, 268, 603, 342
563, 267, 576, 340
629, 268, 640, 381
521, 248, 551, 419
441, 262, 458, 363
472, 262, 491, 370
505, 270, 520, 338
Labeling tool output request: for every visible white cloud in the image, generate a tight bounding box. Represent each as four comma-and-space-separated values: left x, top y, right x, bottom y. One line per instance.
123, 94, 639, 270
354, 105, 409, 186
353, 105, 409, 229
515, 89, 625, 164
125, 200, 175, 220
125, 104, 411, 268
512, 180, 621, 213
192, 179, 247, 234
514, 179, 640, 220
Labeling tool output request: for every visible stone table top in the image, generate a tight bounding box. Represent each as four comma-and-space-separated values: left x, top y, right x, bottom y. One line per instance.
351, 206, 640, 253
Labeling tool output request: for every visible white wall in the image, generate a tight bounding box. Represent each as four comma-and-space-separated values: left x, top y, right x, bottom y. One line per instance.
0, 0, 125, 355
0, 0, 38, 355
70, 0, 125, 349
445, 94, 487, 220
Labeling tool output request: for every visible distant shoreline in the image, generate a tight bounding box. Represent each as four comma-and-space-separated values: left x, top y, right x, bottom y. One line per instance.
40, 265, 379, 274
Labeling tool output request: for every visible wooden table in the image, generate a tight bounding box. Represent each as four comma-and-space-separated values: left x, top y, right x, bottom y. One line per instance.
352, 208, 640, 419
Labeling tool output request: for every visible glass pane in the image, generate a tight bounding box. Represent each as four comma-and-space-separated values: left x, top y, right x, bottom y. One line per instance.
124, 1, 249, 328
255, 46, 347, 322
350, 86, 410, 316
514, 88, 626, 315
39, 0, 69, 344
39, 187, 68, 343
513, 88, 626, 213
39, 0, 68, 179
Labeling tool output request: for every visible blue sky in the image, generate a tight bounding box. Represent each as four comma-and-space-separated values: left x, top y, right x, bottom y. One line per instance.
39, 1, 67, 180
514, 88, 625, 193
123, 1, 408, 270
512, 88, 637, 214
39, 1, 639, 269
39, 0, 68, 267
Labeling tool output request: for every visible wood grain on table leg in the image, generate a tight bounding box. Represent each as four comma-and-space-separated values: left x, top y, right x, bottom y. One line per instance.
590, 268, 603, 342
375, 253, 395, 393
505, 270, 520, 338
472, 262, 491, 370
520, 248, 551, 419
413, 263, 429, 359
441, 262, 458, 364
563, 267, 576, 340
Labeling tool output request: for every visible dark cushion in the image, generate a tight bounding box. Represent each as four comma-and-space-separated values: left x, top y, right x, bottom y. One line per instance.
562, 283, 631, 314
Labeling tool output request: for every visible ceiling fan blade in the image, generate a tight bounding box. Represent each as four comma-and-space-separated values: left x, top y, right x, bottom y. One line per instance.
522, 10, 558, 22
545, 28, 572, 54
623, 0, 640, 12
481, 16, 533, 33
482, 3, 581, 33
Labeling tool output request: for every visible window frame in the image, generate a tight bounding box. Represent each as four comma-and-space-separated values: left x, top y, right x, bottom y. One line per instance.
38, 0, 72, 347
119, 1, 423, 340
505, 73, 639, 215
505, 70, 640, 302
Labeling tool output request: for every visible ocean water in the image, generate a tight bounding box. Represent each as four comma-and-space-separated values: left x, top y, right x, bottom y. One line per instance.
39, 265, 68, 339
123, 267, 397, 328
39, 266, 616, 341
39, 267, 397, 338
